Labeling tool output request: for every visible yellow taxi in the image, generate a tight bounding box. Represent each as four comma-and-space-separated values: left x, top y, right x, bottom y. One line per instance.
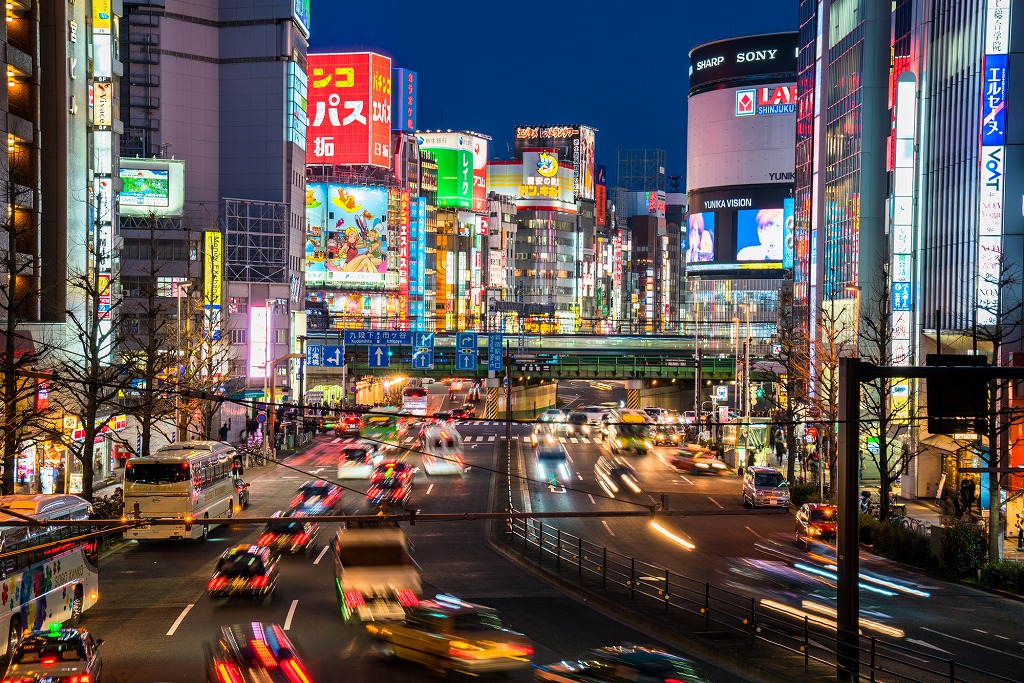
365, 594, 533, 675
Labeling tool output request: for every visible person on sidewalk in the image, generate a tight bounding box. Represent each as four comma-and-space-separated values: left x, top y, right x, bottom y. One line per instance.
1016, 513, 1024, 550
219, 423, 229, 442
960, 477, 977, 516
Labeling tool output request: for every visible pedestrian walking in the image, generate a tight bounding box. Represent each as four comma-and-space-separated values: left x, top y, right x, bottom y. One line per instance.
774, 436, 785, 467
960, 477, 977, 515
218, 423, 229, 442
1017, 513, 1024, 550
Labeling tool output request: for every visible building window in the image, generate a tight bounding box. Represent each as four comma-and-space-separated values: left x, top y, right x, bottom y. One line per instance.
229, 329, 247, 345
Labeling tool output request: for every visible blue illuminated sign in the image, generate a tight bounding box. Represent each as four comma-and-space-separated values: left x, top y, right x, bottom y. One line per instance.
392, 69, 418, 133
892, 282, 912, 311
292, 0, 311, 37
982, 54, 1007, 146
782, 198, 794, 269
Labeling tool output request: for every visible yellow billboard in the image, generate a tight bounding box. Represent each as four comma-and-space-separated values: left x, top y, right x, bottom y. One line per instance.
204, 231, 223, 340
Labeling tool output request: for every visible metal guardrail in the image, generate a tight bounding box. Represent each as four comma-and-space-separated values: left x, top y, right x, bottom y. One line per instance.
497, 443, 1014, 683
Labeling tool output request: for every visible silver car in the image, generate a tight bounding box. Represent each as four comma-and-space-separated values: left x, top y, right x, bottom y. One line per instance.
4, 626, 103, 683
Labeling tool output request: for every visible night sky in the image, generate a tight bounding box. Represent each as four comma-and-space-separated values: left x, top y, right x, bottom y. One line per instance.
308, 0, 797, 182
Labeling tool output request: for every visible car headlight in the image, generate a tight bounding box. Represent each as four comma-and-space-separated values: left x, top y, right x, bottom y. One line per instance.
696, 462, 709, 468
808, 526, 821, 535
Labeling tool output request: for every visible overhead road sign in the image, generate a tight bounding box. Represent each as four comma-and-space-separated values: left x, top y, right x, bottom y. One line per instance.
322, 345, 343, 366
487, 333, 503, 371
412, 331, 434, 370
368, 345, 390, 368
456, 332, 478, 371
343, 330, 412, 346
306, 345, 323, 367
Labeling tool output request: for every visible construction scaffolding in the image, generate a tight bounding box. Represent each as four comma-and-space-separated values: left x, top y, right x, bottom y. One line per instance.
615, 149, 667, 193
222, 198, 288, 284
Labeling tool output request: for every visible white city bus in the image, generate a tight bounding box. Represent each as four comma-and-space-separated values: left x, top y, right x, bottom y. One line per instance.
124, 441, 237, 541
0, 494, 99, 656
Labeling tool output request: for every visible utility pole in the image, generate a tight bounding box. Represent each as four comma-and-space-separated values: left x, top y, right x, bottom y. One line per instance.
297, 335, 306, 431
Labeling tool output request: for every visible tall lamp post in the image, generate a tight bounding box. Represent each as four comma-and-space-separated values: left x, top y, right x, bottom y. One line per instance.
732, 316, 740, 414
175, 282, 193, 442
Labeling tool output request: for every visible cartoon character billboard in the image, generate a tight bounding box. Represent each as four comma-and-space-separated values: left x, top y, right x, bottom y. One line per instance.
305, 184, 389, 287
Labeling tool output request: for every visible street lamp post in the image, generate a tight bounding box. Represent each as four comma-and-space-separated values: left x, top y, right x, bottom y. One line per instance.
175, 282, 193, 443
732, 316, 740, 415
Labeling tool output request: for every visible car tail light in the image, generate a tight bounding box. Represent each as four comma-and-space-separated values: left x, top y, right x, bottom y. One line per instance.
293, 532, 309, 546
396, 589, 419, 607
281, 658, 313, 683
41, 656, 57, 666
249, 638, 278, 668
344, 590, 366, 609
448, 640, 483, 658
2, 678, 34, 683
67, 675, 92, 683
213, 661, 245, 683
208, 576, 227, 590
257, 533, 276, 546
507, 643, 534, 656
250, 575, 270, 588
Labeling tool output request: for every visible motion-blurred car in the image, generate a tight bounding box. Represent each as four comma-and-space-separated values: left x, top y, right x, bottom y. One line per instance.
371, 460, 416, 484
651, 425, 683, 446
450, 408, 469, 420
594, 456, 642, 497
431, 410, 453, 423
795, 503, 838, 548
337, 443, 378, 479
257, 509, 319, 555
535, 644, 709, 683
367, 460, 415, 508
208, 544, 279, 601
582, 405, 611, 427
643, 406, 670, 424
205, 622, 315, 683
670, 446, 728, 474
336, 413, 364, 436
3, 625, 103, 683
234, 478, 250, 509
365, 594, 533, 675
537, 409, 565, 423
457, 402, 475, 418
529, 423, 557, 447
565, 411, 591, 437
289, 480, 343, 514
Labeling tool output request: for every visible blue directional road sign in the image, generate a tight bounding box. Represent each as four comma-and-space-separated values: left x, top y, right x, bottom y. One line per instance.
322, 345, 343, 366
368, 345, 390, 368
487, 333, 504, 372
411, 332, 434, 370
455, 332, 478, 372
343, 330, 411, 346
306, 345, 323, 367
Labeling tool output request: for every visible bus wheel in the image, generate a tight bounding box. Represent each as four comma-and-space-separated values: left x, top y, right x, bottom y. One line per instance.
69, 585, 84, 626
7, 616, 21, 659
200, 514, 210, 542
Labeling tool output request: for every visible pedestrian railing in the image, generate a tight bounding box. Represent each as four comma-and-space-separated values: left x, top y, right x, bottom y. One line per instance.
497, 443, 1015, 683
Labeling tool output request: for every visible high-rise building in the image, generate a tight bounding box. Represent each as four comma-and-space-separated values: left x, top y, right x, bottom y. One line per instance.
119, 0, 310, 406
684, 33, 798, 356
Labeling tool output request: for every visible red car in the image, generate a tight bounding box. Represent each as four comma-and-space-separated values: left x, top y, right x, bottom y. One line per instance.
795, 503, 838, 548
450, 408, 469, 419
336, 414, 363, 436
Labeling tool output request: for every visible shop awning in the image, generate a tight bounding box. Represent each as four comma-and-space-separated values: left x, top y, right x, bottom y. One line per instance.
229, 389, 265, 400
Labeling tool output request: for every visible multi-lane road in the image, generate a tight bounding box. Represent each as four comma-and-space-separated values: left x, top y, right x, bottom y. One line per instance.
74, 379, 1024, 681
85, 423, 747, 682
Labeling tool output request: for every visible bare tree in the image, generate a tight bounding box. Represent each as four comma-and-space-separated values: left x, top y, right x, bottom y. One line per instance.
175, 287, 234, 440
0, 154, 51, 494
858, 263, 918, 520
973, 257, 1024, 560
768, 277, 811, 484
119, 215, 180, 457
45, 226, 128, 499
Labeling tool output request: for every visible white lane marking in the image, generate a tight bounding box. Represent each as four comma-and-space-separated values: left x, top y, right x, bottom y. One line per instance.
313, 467, 325, 474
974, 629, 988, 634
559, 437, 567, 443
995, 634, 1010, 641
601, 520, 616, 536
680, 475, 694, 485
588, 494, 596, 504
582, 438, 591, 444
922, 627, 1024, 661
167, 604, 194, 636
284, 599, 299, 631
577, 473, 584, 480
708, 497, 724, 509
905, 638, 952, 654
488, 435, 495, 442
282, 476, 300, 479
426, 484, 434, 495
566, 454, 574, 464
745, 525, 765, 540
313, 545, 330, 565
570, 438, 579, 444
330, 437, 341, 444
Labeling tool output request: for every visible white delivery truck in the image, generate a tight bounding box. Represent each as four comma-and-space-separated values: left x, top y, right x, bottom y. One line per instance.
332, 522, 422, 622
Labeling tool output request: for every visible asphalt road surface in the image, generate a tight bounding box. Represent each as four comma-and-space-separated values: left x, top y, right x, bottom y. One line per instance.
85, 425, 747, 683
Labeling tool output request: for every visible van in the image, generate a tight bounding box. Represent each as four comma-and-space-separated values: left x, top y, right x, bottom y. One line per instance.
418, 424, 466, 475
742, 466, 790, 508
583, 405, 611, 427
603, 409, 652, 455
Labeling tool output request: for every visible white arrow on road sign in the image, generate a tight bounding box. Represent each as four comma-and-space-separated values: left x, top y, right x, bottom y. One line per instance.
326, 348, 341, 365
375, 347, 384, 364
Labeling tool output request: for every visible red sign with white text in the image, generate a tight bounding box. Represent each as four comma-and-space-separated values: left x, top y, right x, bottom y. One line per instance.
307, 52, 392, 167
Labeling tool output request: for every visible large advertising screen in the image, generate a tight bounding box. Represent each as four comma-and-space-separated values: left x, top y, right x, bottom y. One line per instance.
513, 125, 596, 200
687, 82, 796, 191
418, 132, 473, 209
685, 186, 788, 272
118, 159, 186, 217
306, 52, 392, 167
688, 32, 798, 94
305, 183, 390, 288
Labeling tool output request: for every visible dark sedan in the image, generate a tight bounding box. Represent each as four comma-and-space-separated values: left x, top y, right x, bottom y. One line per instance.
208, 544, 279, 602
205, 622, 315, 683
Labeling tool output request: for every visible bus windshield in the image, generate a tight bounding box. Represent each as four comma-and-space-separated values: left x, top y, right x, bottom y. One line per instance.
125, 463, 190, 485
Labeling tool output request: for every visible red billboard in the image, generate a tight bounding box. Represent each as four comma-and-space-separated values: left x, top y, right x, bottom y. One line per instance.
307, 52, 392, 167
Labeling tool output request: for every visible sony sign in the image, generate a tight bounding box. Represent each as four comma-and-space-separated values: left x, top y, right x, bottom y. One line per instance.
736, 49, 778, 62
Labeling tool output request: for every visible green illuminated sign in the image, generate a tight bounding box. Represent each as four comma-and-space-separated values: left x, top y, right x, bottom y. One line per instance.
430, 148, 472, 209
